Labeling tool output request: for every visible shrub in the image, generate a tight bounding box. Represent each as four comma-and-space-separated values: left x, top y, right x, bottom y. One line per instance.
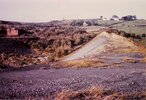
141, 34, 146, 37
136, 35, 141, 39
63, 59, 108, 68
55, 47, 63, 58
131, 33, 136, 38
74, 35, 83, 45
56, 86, 146, 100
55, 86, 105, 100
123, 33, 131, 38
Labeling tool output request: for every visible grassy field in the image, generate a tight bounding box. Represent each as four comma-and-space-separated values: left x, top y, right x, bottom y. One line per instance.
113, 20, 146, 34
95, 19, 146, 47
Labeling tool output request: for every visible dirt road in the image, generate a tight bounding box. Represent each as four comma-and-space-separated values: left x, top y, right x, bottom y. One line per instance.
0, 62, 146, 99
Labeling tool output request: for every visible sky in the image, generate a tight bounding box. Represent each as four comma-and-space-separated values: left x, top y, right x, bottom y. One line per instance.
0, 0, 145, 22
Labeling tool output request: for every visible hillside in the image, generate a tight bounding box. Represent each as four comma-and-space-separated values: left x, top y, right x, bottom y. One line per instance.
0, 20, 146, 99
0, 19, 146, 67
63, 31, 136, 61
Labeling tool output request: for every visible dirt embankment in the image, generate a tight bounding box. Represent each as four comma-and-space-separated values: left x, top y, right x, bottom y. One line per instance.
63, 31, 136, 61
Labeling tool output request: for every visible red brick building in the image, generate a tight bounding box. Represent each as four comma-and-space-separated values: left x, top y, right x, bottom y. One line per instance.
7, 27, 18, 37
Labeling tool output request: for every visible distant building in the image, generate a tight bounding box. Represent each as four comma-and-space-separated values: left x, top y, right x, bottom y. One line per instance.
83, 21, 88, 26
7, 27, 18, 36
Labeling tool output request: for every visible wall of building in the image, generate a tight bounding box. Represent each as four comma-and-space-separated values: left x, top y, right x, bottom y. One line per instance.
7, 28, 18, 36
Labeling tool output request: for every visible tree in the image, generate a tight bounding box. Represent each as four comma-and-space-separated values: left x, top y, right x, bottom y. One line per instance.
100, 16, 103, 20
136, 35, 141, 39
142, 33, 146, 37
121, 15, 137, 21
112, 15, 119, 19
131, 33, 136, 38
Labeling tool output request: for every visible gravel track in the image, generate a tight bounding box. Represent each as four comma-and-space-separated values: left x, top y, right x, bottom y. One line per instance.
0, 62, 146, 99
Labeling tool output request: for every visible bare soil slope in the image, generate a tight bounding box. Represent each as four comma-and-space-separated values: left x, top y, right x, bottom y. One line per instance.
63, 31, 136, 61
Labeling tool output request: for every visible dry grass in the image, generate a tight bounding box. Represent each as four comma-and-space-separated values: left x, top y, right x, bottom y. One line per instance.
55, 86, 108, 100
122, 56, 146, 63
112, 62, 124, 67
122, 57, 139, 63
62, 59, 109, 68
132, 47, 146, 55
54, 59, 125, 68
120, 92, 146, 100
142, 57, 146, 63
55, 86, 146, 100
115, 45, 146, 55
114, 48, 134, 54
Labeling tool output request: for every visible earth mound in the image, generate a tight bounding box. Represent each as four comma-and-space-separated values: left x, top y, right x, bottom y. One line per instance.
63, 31, 136, 61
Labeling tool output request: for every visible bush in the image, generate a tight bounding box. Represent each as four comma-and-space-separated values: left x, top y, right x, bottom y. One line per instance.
131, 33, 136, 38
124, 33, 131, 38
55, 47, 63, 58
141, 34, 146, 37
136, 35, 141, 39
74, 35, 83, 45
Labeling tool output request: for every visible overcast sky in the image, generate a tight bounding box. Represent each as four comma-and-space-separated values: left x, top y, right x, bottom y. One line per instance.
0, 0, 145, 22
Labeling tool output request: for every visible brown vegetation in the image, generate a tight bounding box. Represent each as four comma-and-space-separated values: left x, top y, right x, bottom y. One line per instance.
122, 57, 139, 63
31, 26, 96, 61
112, 62, 123, 67
55, 86, 107, 100
56, 59, 109, 68
55, 86, 146, 100
1, 20, 146, 67
0, 25, 96, 67
142, 57, 146, 63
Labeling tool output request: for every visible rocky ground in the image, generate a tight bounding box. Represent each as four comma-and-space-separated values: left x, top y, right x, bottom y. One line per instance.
0, 53, 146, 99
